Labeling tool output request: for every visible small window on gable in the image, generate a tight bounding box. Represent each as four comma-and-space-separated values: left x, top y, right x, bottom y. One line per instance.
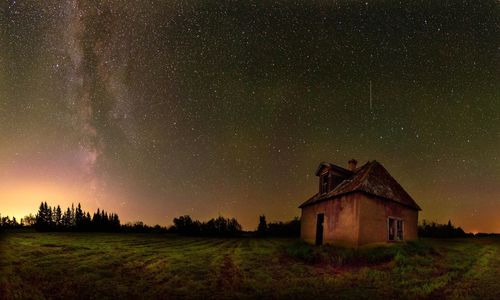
388, 217, 404, 241
320, 174, 329, 194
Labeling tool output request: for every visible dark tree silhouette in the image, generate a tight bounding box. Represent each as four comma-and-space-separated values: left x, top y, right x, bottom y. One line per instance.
418, 220, 468, 238
171, 215, 242, 236
266, 217, 301, 237
54, 206, 62, 227
22, 214, 36, 227
33, 202, 121, 232
257, 215, 268, 237
62, 207, 72, 228
172, 215, 198, 235
0, 214, 22, 229
35, 202, 52, 230
75, 203, 84, 228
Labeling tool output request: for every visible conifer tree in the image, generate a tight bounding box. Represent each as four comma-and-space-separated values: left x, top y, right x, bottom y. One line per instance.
46, 202, 53, 228
257, 215, 268, 236
75, 203, 83, 229
93, 208, 101, 230
71, 204, 75, 227
62, 208, 72, 228
54, 205, 62, 228
35, 202, 45, 229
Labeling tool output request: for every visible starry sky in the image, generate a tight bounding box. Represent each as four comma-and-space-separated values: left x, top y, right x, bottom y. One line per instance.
0, 0, 498, 232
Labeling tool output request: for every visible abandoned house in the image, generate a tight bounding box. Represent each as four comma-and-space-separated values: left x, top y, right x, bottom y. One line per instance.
299, 159, 421, 247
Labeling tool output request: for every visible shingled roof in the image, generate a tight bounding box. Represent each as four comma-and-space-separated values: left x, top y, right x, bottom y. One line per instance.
299, 160, 421, 210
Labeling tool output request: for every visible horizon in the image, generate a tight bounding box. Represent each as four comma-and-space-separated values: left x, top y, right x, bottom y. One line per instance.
2, 200, 499, 235
1, 1, 499, 233
2, 191, 499, 234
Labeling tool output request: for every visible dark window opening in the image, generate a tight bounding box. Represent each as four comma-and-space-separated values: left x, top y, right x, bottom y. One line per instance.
320, 174, 329, 194
388, 218, 404, 241
331, 175, 344, 189
397, 220, 403, 240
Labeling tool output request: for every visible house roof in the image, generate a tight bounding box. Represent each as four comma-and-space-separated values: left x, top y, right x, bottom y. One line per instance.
299, 160, 421, 210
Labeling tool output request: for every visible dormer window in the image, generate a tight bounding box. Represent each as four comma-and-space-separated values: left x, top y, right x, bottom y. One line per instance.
320, 173, 329, 194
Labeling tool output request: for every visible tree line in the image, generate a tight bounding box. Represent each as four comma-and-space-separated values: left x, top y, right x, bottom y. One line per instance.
34, 202, 121, 232
2, 206, 298, 237
1, 207, 482, 239
0, 215, 24, 229
0, 203, 244, 235
257, 215, 301, 237
171, 215, 242, 236
418, 220, 471, 238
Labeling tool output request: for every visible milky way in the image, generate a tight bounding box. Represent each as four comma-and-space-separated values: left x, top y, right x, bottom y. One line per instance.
0, 1, 499, 231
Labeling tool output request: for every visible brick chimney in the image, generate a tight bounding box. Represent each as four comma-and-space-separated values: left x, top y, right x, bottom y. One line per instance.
348, 159, 358, 171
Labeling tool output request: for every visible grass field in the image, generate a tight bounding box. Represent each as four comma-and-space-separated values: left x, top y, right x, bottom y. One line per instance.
1, 232, 499, 299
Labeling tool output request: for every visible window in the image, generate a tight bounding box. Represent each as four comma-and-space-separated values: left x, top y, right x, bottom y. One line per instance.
388, 217, 404, 241
320, 174, 329, 194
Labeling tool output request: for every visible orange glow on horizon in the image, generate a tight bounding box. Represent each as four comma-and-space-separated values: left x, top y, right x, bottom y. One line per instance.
0, 180, 91, 220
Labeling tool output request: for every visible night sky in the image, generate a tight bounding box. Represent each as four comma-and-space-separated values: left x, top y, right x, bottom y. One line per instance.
1, 1, 498, 232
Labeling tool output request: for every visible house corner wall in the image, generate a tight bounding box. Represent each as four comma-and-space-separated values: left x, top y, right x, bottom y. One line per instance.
300, 194, 360, 247
357, 194, 419, 246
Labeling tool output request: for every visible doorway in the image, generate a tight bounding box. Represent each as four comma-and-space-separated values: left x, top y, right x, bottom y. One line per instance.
315, 213, 324, 245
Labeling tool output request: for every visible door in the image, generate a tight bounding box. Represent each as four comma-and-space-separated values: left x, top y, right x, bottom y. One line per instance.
315, 213, 324, 245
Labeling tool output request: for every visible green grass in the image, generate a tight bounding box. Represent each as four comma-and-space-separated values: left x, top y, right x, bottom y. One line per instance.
1, 232, 499, 299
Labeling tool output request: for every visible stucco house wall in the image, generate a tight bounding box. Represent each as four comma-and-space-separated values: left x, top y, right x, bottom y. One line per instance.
301, 192, 419, 247
357, 193, 418, 246
300, 193, 360, 247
